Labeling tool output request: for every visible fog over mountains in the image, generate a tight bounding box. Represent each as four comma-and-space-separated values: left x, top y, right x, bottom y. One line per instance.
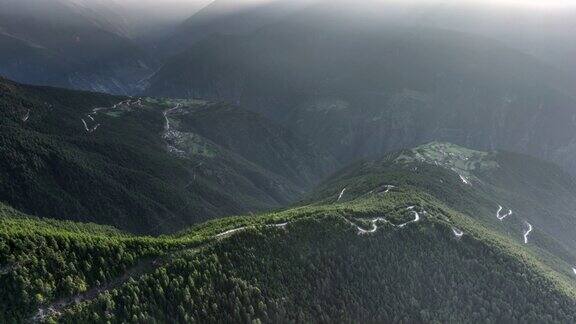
2, 1, 576, 323
142, 0, 576, 175
1, 0, 575, 93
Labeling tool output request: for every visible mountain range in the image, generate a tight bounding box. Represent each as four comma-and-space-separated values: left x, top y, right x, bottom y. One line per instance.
1, 73, 576, 321
2, 136, 576, 322
2, 0, 576, 322
147, 18, 576, 175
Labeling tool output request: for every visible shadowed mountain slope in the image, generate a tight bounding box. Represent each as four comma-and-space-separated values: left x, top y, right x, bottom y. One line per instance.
0, 77, 337, 234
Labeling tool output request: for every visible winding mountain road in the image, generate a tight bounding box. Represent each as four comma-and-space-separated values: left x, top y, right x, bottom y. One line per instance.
382, 185, 395, 194
22, 109, 30, 122
523, 222, 533, 244
215, 226, 252, 238
267, 222, 288, 228
348, 206, 424, 235
81, 119, 89, 131
399, 207, 421, 228
355, 218, 388, 235
163, 103, 181, 132
337, 188, 346, 201
452, 228, 464, 238
496, 205, 513, 220
77, 99, 152, 136
81, 119, 100, 133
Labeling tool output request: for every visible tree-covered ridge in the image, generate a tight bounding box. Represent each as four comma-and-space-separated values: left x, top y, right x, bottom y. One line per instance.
2, 174, 576, 323
1, 215, 153, 321
58, 217, 576, 323
2, 79, 576, 323
309, 142, 576, 282
0, 78, 337, 234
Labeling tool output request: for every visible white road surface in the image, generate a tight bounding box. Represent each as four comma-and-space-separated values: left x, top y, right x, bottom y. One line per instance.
337, 188, 346, 201
216, 221, 289, 238
267, 222, 288, 228
398, 210, 420, 228
496, 205, 513, 220
22, 109, 30, 122
523, 222, 533, 244
163, 103, 181, 132
355, 217, 388, 235
81, 119, 100, 133
215, 227, 249, 238
452, 228, 464, 238
349, 207, 424, 235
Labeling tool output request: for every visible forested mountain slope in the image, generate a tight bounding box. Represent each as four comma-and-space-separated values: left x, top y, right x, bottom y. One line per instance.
2, 141, 576, 322
0, 77, 336, 234
310, 142, 576, 276
147, 13, 576, 174
174, 102, 335, 188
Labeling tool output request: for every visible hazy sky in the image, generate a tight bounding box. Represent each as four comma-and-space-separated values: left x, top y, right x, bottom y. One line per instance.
378, 0, 576, 8
177, 0, 576, 8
